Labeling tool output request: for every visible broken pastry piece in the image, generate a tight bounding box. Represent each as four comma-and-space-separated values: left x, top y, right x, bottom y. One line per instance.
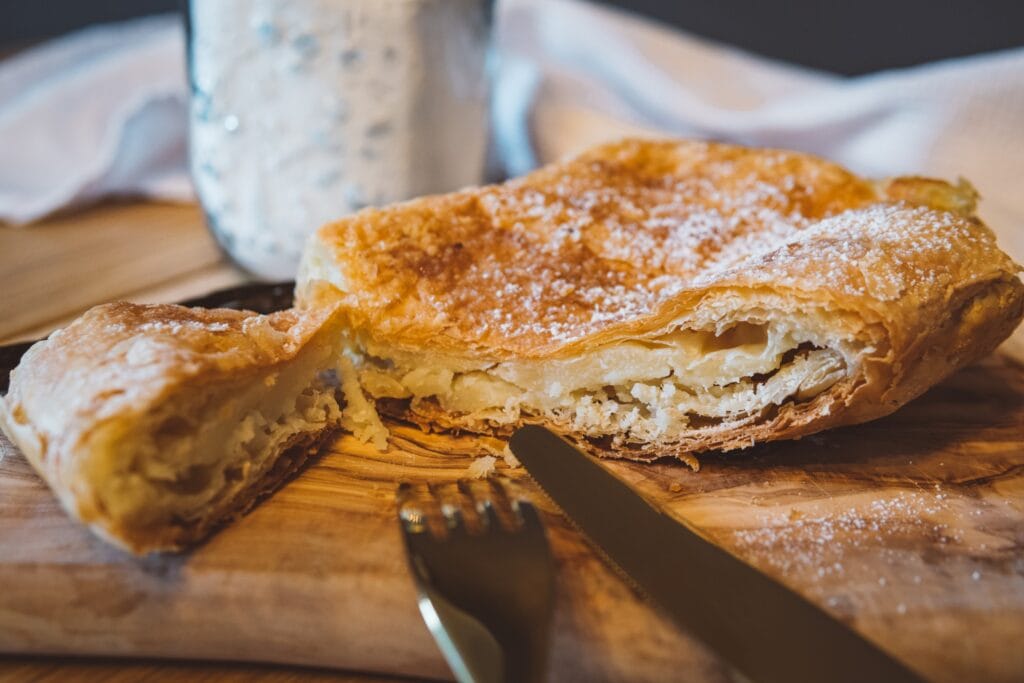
297, 138, 1024, 465
0, 302, 369, 553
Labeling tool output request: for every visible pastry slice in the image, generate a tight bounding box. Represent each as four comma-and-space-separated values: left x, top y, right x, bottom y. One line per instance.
0, 302, 382, 554
296, 138, 1024, 465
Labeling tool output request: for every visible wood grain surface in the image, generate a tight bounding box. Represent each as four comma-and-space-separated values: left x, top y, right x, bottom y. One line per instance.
0, 657, 408, 683
0, 201, 254, 681
0, 201, 248, 345
1, 354, 1022, 683
2, 201, 1023, 681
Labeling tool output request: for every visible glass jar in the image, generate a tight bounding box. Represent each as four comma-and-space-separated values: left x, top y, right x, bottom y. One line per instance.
185, 0, 494, 279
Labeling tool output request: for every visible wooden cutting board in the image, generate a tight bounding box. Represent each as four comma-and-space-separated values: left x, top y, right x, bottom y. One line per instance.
1, 354, 1022, 683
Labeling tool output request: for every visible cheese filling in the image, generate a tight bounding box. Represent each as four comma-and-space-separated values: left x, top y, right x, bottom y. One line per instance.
352, 321, 853, 445
85, 342, 347, 531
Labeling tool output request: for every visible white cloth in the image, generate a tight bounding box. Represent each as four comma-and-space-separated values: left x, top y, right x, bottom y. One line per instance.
0, 15, 190, 224
1, 0, 1022, 263
495, 0, 1024, 261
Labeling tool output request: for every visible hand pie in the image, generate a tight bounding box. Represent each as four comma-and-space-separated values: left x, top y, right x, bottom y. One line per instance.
296, 138, 1024, 465
0, 302, 382, 554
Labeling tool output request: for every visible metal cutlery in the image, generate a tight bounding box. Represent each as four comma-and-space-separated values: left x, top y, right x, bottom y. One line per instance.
397, 479, 555, 683
509, 425, 926, 683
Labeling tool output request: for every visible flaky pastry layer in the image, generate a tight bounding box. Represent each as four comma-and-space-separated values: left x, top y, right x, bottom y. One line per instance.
0, 303, 362, 553
297, 138, 1024, 462
3, 139, 1023, 555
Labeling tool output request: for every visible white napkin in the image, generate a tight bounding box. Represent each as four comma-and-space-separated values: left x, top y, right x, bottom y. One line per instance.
0, 15, 190, 225
1, 0, 1022, 265
494, 0, 1024, 261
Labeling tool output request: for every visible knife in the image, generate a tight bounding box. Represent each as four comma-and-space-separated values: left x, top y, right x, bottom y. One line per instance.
509, 425, 924, 683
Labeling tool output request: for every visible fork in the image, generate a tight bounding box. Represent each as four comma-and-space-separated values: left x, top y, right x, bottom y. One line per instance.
397, 479, 556, 683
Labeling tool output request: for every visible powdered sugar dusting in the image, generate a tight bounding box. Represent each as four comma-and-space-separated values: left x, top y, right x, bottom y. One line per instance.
730, 490, 960, 578
720, 203, 987, 301
323, 139, 1005, 352
134, 319, 234, 335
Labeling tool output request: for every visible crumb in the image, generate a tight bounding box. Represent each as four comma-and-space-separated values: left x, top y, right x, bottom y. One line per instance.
467, 455, 497, 479
668, 482, 683, 493
337, 355, 389, 450
479, 439, 521, 468
501, 443, 521, 468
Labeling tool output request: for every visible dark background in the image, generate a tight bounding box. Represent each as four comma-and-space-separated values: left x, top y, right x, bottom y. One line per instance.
2, 0, 1024, 75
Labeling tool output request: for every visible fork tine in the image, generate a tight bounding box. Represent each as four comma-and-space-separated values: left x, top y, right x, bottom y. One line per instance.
515, 499, 543, 530
430, 483, 466, 534
464, 480, 501, 530
451, 480, 491, 532
476, 497, 501, 530
493, 477, 531, 531
397, 482, 429, 534
493, 478, 532, 529
395, 478, 555, 683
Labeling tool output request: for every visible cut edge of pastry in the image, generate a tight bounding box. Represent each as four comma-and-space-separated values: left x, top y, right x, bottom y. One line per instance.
4, 139, 1023, 552
291, 141, 1024, 467
345, 275, 1023, 467
355, 293, 861, 448
0, 303, 387, 555
78, 358, 344, 554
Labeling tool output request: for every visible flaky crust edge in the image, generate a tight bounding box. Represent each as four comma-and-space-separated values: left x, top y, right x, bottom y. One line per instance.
0, 303, 343, 554
293, 138, 1024, 464
377, 276, 1024, 467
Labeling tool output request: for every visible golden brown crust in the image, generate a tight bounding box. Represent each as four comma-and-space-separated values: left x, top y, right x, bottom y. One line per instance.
298, 139, 1019, 359
298, 138, 1024, 461
0, 303, 343, 553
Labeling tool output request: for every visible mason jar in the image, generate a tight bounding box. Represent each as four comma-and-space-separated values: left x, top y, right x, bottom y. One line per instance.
185, 0, 494, 279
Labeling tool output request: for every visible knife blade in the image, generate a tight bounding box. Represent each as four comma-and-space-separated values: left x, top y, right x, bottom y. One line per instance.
509, 425, 924, 683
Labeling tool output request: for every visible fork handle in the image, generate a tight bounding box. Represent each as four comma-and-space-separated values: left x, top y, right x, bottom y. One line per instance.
413, 571, 549, 683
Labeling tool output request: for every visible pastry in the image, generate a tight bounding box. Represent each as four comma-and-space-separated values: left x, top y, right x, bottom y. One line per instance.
296, 138, 1024, 466
4, 137, 1022, 554
0, 301, 382, 553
